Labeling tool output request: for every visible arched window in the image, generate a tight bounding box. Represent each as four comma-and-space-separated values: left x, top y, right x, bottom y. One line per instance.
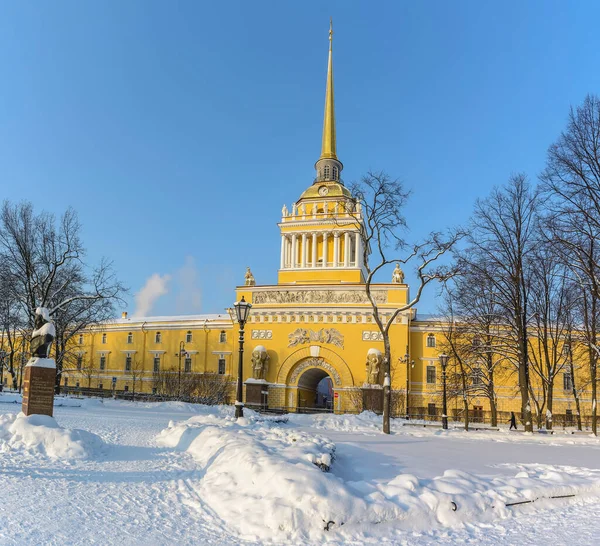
127, 332, 133, 344
426, 334, 436, 348
219, 331, 227, 343
323, 165, 330, 179
155, 331, 161, 343
333, 166, 338, 180
186, 331, 193, 343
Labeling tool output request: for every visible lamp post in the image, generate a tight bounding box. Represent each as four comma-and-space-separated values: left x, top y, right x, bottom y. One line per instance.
176, 341, 188, 400
440, 353, 449, 430
233, 296, 252, 418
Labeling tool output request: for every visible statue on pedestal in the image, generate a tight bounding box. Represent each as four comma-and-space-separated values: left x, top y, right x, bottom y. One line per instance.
251, 346, 269, 380
245, 267, 256, 286
392, 263, 405, 284
30, 307, 55, 358
366, 348, 382, 385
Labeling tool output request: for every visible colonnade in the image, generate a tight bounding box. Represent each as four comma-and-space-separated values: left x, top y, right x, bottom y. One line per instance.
280, 231, 363, 269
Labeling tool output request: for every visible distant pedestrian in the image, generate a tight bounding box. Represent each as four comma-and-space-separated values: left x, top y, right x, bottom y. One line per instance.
509, 412, 517, 430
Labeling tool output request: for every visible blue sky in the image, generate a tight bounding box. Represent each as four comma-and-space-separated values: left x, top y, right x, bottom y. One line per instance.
1, 1, 599, 317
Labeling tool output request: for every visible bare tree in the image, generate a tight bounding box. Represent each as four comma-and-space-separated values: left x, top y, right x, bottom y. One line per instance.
457, 174, 539, 432
349, 171, 462, 434
541, 95, 600, 434
0, 200, 125, 392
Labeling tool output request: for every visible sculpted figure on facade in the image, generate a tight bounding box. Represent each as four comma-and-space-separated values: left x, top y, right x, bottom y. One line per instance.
366, 348, 382, 385
251, 345, 269, 380
392, 263, 405, 284
282, 204, 288, 217
245, 267, 256, 286
288, 327, 344, 349
30, 307, 56, 358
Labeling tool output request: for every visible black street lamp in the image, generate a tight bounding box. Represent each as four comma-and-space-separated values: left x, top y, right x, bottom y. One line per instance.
233, 296, 252, 418
176, 341, 188, 400
440, 353, 449, 430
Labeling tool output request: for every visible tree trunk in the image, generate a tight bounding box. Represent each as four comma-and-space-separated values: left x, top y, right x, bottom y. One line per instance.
546, 383, 553, 430
382, 335, 392, 434
569, 355, 583, 431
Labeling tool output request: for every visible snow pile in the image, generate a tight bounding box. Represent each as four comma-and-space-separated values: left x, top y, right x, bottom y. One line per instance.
287, 410, 385, 433
157, 411, 600, 541
0, 412, 105, 459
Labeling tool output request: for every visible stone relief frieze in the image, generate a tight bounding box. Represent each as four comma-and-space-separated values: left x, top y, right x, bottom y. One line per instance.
251, 330, 272, 340
252, 289, 387, 305
362, 331, 384, 341
288, 327, 344, 349
289, 357, 342, 386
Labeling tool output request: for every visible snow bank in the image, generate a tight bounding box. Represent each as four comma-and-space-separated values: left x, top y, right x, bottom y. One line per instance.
0, 413, 105, 460
157, 410, 600, 542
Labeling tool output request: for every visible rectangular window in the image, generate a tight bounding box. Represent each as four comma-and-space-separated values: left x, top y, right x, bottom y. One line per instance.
428, 403, 436, 417
186, 332, 193, 343
153, 356, 160, 373
76, 355, 83, 370
426, 335, 436, 348
99, 355, 106, 370
426, 365, 436, 384
124, 385, 129, 392
102, 333, 107, 344
218, 358, 226, 375
155, 332, 161, 343
152, 387, 157, 395
127, 333, 133, 344
125, 355, 132, 372
184, 357, 192, 373
472, 368, 483, 386
219, 331, 226, 343
563, 372, 573, 391
98, 383, 103, 390
78, 334, 84, 345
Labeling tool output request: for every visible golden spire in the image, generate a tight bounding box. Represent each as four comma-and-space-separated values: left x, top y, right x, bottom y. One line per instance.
320, 18, 337, 160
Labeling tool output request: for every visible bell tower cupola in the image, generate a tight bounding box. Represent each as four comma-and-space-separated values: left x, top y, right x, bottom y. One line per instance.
314, 18, 343, 184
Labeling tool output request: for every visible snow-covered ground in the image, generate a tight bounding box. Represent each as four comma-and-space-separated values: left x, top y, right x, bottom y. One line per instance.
0, 397, 599, 545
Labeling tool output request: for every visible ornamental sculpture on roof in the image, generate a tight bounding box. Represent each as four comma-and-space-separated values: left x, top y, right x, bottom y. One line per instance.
244, 267, 256, 286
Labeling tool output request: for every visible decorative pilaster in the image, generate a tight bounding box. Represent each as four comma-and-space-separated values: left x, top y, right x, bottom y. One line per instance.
280, 235, 286, 269
322, 232, 329, 267
333, 232, 340, 267
291, 234, 297, 268
312, 232, 318, 267
301, 233, 307, 268
344, 232, 350, 267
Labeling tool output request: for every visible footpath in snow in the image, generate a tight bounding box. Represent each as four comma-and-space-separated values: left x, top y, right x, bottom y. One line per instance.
1, 396, 600, 545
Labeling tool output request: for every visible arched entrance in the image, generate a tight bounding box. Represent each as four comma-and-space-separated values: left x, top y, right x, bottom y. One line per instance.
296, 367, 334, 412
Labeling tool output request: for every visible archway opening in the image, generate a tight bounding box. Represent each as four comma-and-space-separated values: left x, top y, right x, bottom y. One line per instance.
297, 367, 334, 413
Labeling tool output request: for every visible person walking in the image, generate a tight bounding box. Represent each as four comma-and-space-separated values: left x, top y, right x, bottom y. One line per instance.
509, 411, 517, 431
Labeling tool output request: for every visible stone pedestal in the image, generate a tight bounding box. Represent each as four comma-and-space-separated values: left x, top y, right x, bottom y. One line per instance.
362, 386, 384, 414
245, 379, 269, 409
22, 358, 56, 417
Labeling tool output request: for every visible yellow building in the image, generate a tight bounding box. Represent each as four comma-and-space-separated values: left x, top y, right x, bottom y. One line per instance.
60, 24, 594, 427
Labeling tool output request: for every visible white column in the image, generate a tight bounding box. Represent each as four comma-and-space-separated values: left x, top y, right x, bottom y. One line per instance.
280, 235, 286, 269
354, 231, 361, 267
312, 232, 318, 267
291, 234, 297, 268
322, 232, 329, 268
333, 232, 340, 267
344, 232, 350, 267
301, 233, 307, 268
